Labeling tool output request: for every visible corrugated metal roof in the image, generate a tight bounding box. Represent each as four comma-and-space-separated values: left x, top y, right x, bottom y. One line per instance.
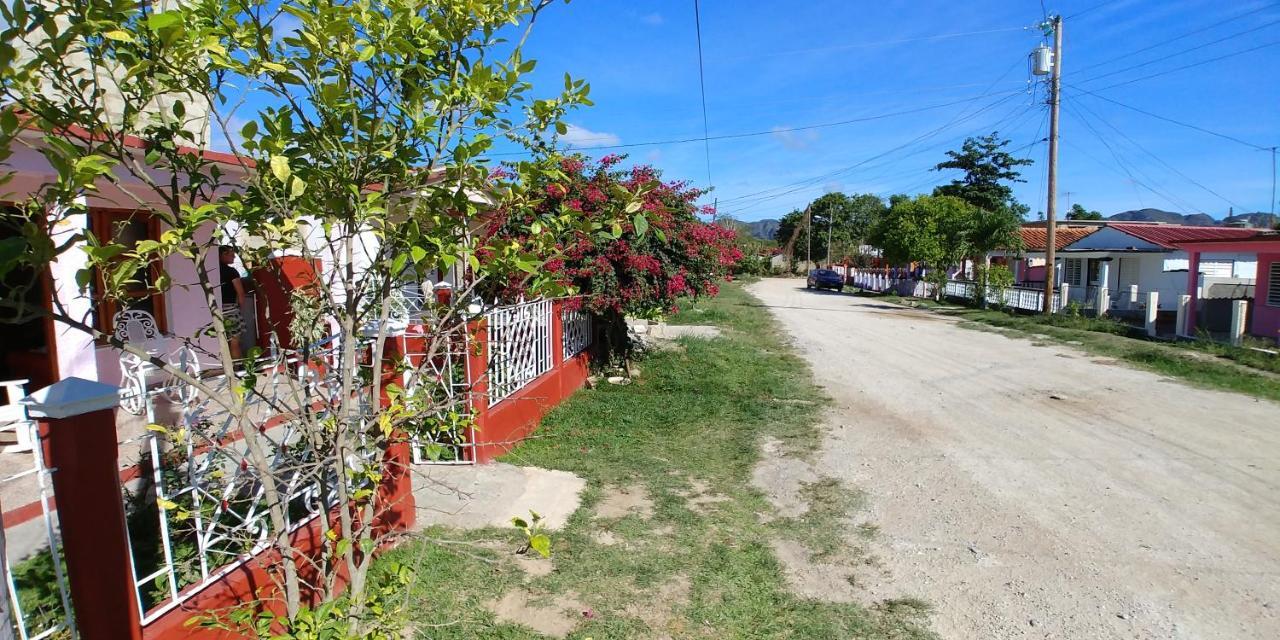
1108, 223, 1261, 249
1020, 226, 1099, 252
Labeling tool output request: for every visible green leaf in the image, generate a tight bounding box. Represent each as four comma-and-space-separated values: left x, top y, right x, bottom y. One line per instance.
269, 155, 290, 182
102, 30, 134, 43
529, 534, 551, 558
633, 214, 648, 237
146, 11, 182, 32
624, 200, 642, 214
410, 246, 427, 263
289, 175, 306, 198
240, 119, 258, 140
655, 228, 667, 243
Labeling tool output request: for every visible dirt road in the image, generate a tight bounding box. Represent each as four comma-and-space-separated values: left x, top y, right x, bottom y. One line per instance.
748, 277, 1280, 639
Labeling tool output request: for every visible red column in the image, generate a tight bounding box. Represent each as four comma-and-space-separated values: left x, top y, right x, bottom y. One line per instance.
1186, 250, 1201, 336
465, 318, 490, 459
550, 300, 565, 369
25, 378, 144, 640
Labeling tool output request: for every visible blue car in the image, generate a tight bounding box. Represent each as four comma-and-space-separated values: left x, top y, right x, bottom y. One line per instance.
806, 268, 844, 291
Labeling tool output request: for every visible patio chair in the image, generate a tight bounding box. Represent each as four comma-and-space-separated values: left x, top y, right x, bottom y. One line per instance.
114, 309, 168, 417
0, 378, 36, 453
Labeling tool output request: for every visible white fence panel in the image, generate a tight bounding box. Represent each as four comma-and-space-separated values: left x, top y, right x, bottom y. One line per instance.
561, 306, 592, 360
485, 299, 553, 405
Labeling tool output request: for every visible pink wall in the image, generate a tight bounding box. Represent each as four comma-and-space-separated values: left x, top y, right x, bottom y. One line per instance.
1254, 253, 1280, 344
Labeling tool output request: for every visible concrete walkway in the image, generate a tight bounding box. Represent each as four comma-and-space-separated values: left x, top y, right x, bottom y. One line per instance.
411, 463, 585, 532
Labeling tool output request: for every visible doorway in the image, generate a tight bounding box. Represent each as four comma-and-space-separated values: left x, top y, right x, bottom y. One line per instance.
0, 205, 57, 389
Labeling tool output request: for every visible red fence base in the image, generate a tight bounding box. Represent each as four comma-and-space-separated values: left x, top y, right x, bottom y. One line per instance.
473, 350, 589, 463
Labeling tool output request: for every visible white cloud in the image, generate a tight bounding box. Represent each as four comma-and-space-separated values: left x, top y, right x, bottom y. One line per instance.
771, 127, 818, 151
208, 115, 250, 153
822, 181, 843, 194
639, 12, 664, 26
560, 124, 621, 148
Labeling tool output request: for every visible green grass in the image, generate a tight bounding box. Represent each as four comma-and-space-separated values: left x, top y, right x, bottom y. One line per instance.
865, 290, 1280, 403
379, 282, 933, 639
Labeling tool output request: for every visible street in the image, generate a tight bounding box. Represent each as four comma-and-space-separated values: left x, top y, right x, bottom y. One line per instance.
748, 277, 1280, 639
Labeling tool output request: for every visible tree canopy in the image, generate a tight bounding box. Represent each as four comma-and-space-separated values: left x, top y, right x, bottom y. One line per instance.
933, 132, 1032, 215
1067, 203, 1104, 220
772, 192, 885, 266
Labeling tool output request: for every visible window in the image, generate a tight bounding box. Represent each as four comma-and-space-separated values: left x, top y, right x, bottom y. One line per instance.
1269, 262, 1280, 308
1063, 259, 1083, 287
1199, 259, 1234, 278
90, 209, 166, 337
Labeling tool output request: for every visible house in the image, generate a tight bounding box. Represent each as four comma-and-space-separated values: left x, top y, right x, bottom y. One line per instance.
1052, 223, 1261, 313
1174, 234, 1280, 344
991, 223, 1101, 285
990, 221, 1263, 316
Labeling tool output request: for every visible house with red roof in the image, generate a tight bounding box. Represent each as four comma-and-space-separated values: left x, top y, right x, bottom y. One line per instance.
1052, 222, 1263, 318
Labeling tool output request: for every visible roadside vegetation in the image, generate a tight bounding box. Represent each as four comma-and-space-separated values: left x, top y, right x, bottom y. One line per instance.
870, 292, 1280, 403
379, 281, 934, 639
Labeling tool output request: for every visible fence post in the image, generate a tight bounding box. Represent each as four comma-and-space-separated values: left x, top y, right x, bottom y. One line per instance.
1059, 283, 1070, 311
465, 317, 491, 457
1230, 299, 1248, 346
1129, 284, 1139, 306
1096, 287, 1110, 317
1145, 291, 1159, 337
22, 378, 144, 640
550, 299, 565, 368
1176, 294, 1191, 338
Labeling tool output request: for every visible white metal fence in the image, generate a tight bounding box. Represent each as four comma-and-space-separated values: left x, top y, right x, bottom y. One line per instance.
561, 306, 592, 361
849, 270, 1064, 313
485, 299, 553, 405
123, 336, 376, 623
0, 411, 76, 640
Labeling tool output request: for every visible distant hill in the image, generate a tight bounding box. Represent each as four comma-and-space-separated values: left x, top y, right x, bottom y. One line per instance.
1106, 208, 1277, 229
720, 218, 779, 240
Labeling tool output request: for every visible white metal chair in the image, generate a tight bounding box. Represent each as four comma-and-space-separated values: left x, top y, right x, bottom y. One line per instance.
114, 309, 168, 417
0, 378, 36, 452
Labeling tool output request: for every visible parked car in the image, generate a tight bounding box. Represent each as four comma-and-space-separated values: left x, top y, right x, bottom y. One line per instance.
806, 268, 844, 291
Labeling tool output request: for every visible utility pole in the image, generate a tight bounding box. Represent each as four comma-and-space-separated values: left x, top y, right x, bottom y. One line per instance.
1270, 146, 1276, 217
1042, 14, 1063, 315
806, 204, 812, 269
826, 209, 834, 267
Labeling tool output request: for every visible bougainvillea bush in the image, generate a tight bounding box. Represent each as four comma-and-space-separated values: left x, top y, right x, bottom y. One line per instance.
481, 154, 741, 320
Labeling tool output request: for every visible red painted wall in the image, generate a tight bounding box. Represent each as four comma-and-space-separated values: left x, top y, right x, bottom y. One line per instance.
473, 351, 589, 462
251, 257, 321, 350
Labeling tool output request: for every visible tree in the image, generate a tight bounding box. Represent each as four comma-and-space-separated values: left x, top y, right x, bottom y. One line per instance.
933, 132, 1033, 214
869, 194, 976, 268
772, 192, 885, 269
0, 0, 602, 634
1067, 203, 1104, 220
481, 154, 740, 359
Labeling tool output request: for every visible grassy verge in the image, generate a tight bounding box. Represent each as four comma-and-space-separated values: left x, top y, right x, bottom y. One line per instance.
378, 282, 932, 639
864, 290, 1280, 403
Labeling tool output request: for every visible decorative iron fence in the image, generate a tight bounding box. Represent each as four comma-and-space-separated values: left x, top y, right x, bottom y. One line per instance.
484, 299, 553, 405
561, 306, 592, 361
124, 336, 376, 624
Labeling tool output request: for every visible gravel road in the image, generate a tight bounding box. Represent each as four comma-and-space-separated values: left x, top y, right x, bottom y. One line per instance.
748, 277, 1280, 640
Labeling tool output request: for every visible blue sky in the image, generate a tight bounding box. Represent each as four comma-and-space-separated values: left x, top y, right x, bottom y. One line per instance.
511, 0, 1280, 221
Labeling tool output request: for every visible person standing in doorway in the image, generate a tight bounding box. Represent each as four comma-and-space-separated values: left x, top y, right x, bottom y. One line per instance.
219, 245, 246, 361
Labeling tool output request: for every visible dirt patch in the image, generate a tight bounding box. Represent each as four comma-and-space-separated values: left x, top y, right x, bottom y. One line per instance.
594, 485, 654, 519
622, 574, 693, 638
513, 553, 554, 578
591, 530, 620, 546
750, 437, 819, 520
769, 539, 859, 604
485, 590, 587, 638
674, 478, 731, 513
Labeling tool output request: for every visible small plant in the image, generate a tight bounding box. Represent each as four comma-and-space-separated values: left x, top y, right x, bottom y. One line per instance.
511, 510, 552, 558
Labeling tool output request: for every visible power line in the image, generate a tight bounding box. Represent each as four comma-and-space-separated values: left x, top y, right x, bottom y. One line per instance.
1073, 3, 1278, 74
1064, 106, 1200, 213
1072, 98, 1245, 211
490, 90, 1025, 157
723, 25, 1029, 60
1088, 39, 1280, 91
1066, 0, 1116, 20
692, 0, 713, 192
1065, 85, 1273, 151
1076, 17, 1280, 85
716, 59, 1030, 208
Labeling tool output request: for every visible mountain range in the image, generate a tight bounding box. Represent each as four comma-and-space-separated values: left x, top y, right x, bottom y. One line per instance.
731, 209, 1277, 241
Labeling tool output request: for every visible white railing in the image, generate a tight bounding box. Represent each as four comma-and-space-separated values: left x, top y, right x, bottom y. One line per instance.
850, 270, 1063, 313
398, 325, 475, 465
125, 335, 377, 623
0, 404, 77, 640
485, 299, 553, 405
561, 306, 592, 360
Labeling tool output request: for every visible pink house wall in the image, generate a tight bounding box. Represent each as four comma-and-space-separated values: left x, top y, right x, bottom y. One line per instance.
1255, 253, 1280, 344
